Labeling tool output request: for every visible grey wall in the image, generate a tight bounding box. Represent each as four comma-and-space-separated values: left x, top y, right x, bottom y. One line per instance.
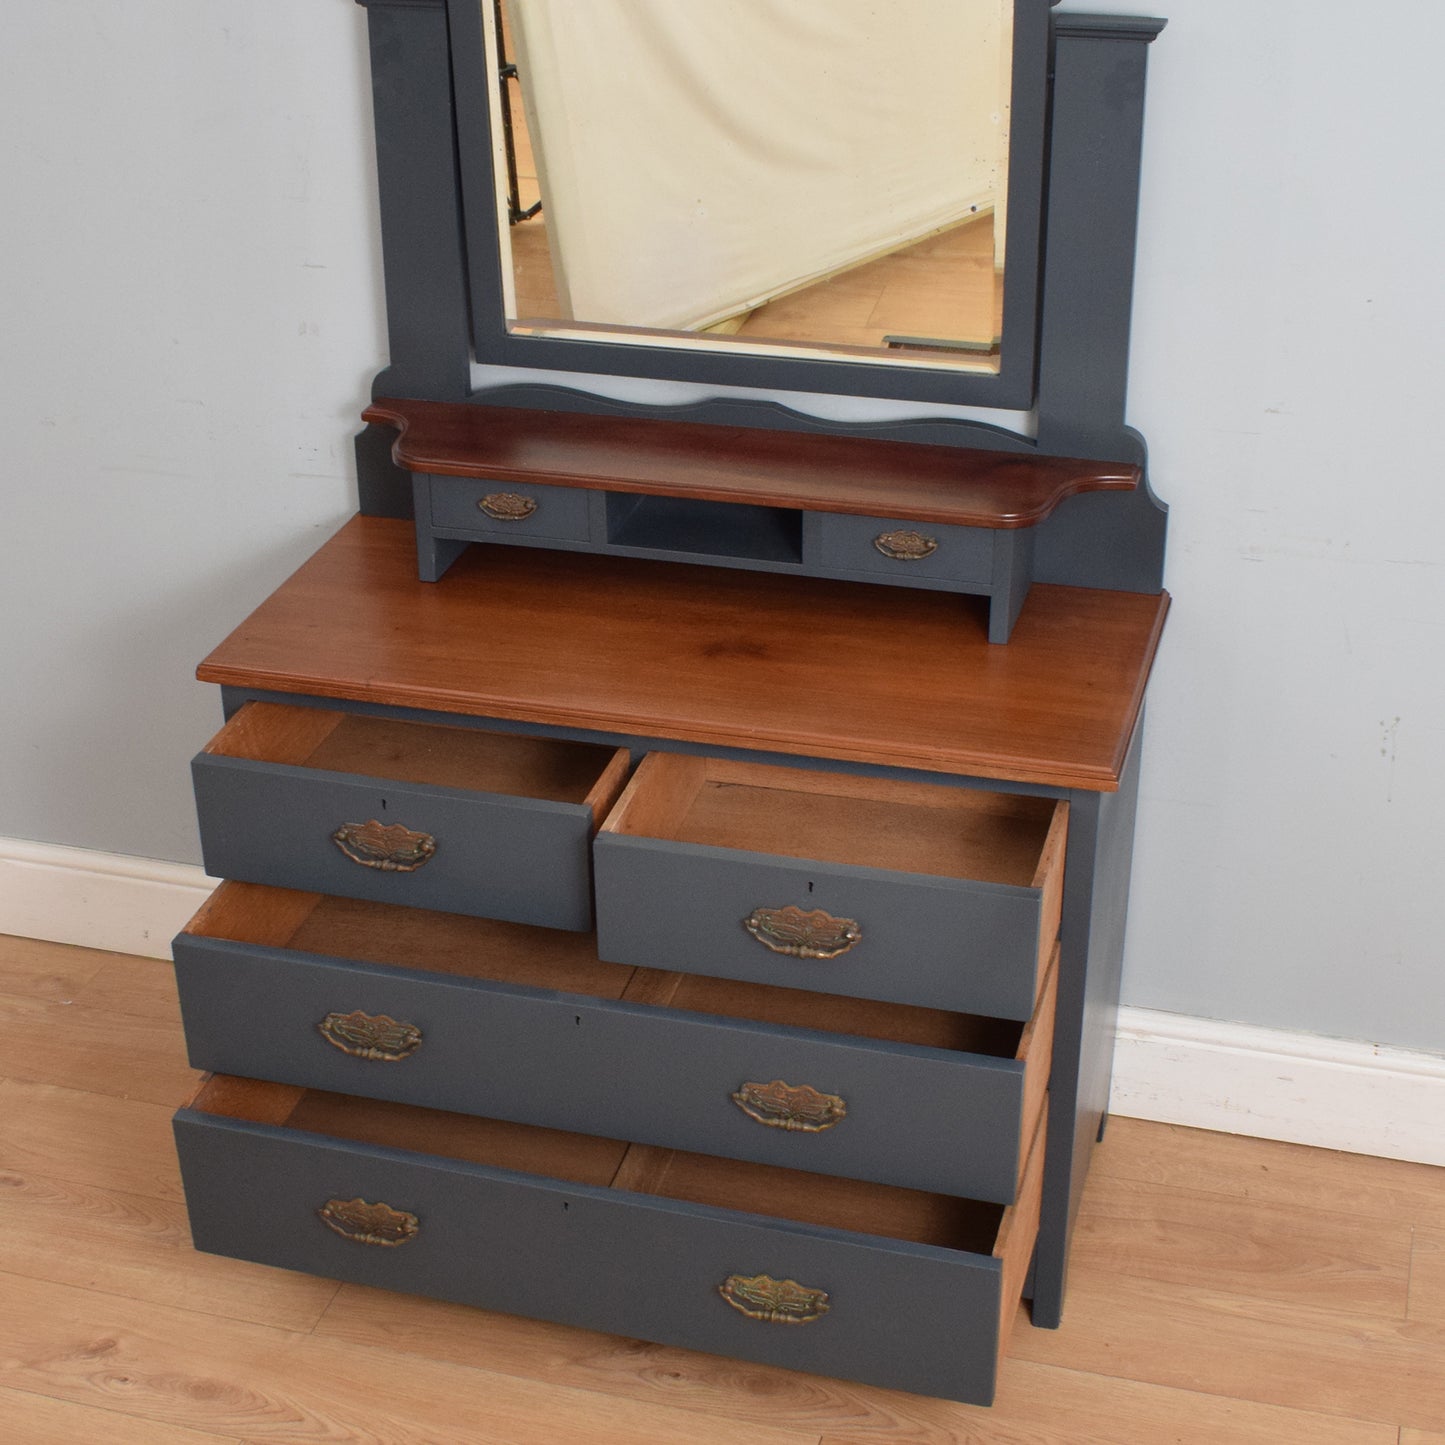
3, 1, 1443, 1053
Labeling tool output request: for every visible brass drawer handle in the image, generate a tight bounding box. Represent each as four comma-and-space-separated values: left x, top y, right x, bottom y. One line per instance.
873, 528, 938, 561
319, 1197, 419, 1247
744, 905, 861, 959
720, 1273, 830, 1324
332, 820, 437, 872
478, 491, 537, 521
318, 1010, 423, 1062
733, 1079, 847, 1132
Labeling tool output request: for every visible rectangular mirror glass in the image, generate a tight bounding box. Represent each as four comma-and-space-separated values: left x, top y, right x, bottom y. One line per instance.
449, 0, 1050, 407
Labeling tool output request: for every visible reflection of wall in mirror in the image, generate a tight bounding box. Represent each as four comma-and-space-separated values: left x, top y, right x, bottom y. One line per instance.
502, 0, 1010, 333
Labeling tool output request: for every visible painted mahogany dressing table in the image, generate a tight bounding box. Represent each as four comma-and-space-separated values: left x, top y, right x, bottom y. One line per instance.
170, 1, 1168, 1406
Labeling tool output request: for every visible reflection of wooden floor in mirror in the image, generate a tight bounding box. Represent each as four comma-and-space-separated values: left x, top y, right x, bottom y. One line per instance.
508, 204, 1001, 359
734, 213, 1001, 354
501, 46, 1002, 360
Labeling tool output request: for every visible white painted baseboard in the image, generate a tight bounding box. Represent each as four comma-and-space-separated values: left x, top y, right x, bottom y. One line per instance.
1110, 1006, 1445, 1167
4, 836, 1444, 1167
0, 836, 214, 961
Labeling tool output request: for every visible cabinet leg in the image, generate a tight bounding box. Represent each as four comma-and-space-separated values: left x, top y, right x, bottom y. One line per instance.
1096, 1110, 1110, 1143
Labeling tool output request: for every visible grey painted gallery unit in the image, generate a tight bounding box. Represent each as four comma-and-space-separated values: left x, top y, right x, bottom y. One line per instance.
170, 2, 1170, 1408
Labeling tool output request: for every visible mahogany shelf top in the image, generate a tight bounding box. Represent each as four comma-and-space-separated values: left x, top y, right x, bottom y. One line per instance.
364, 398, 1141, 530
197, 518, 1167, 791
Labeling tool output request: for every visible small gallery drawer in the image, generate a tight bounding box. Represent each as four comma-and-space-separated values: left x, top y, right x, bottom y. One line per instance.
425, 475, 592, 542
808, 512, 996, 586
192, 703, 628, 931
174, 1077, 1045, 1404
174, 884, 1057, 1203
594, 754, 1067, 1020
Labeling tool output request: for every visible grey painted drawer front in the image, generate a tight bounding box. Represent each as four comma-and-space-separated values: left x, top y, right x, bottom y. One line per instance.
595, 837, 1047, 1021
426, 475, 592, 541
192, 755, 596, 930
810, 512, 996, 586
173, 1106, 1010, 1404
173, 933, 1035, 1203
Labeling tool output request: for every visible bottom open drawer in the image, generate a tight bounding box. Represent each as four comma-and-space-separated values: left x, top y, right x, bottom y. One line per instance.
174, 1077, 1045, 1404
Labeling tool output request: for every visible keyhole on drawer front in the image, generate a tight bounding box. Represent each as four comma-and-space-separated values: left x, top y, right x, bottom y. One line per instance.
562, 1201, 569, 1212
380, 798, 387, 811
574, 1015, 581, 1026
807, 880, 814, 893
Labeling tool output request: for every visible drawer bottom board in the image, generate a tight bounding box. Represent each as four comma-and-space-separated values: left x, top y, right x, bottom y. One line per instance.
175, 1077, 1045, 1404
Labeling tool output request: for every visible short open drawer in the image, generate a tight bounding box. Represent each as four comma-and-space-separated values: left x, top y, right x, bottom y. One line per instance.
192, 703, 628, 930
174, 1077, 1045, 1405
174, 883, 1056, 1202
594, 754, 1067, 1019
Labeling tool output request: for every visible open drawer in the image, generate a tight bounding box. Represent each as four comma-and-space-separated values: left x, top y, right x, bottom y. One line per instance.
174, 1077, 1045, 1405
192, 703, 629, 930
594, 754, 1067, 1019
174, 883, 1055, 1203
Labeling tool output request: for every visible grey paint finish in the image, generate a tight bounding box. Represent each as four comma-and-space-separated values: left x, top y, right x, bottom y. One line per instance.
173, 933, 1031, 1202
424, 475, 593, 541
355, 0, 470, 403
810, 514, 995, 586
190, 753, 596, 930
594, 835, 1047, 1021
174, 1106, 1008, 1403
414, 472, 1037, 641
1029, 717, 1145, 1326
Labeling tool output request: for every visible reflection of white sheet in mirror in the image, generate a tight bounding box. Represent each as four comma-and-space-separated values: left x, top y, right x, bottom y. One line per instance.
493, 0, 1011, 367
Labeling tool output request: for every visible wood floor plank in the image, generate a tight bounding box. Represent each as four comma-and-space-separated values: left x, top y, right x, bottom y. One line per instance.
0, 1383, 241, 1444
0, 987, 198, 1105
0, 931, 110, 1003
1007, 1271, 1445, 1432
0, 1273, 821, 1445
823, 1359, 1397, 1444
1401, 1431, 1445, 1445
74, 951, 190, 1022
314, 1285, 1397, 1445
1407, 1229, 1445, 1323
1095, 1118, 1445, 1231
0, 1078, 186, 1201
0, 1166, 339, 1332
1072, 1172, 1413, 1317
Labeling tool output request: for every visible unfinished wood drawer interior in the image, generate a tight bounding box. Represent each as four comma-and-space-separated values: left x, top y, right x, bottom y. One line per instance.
191, 702, 628, 929
173, 882, 1056, 1202
594, 753, 1067, 1018
175, 1075, 1045, 1405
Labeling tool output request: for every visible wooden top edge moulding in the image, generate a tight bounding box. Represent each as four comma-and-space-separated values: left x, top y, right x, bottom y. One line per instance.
196, 518, 1168, 792
364, 398, 1141, 529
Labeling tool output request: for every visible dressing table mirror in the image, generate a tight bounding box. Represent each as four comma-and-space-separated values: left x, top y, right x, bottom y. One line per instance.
171, 0, 1171, 1408
448, 0, 1050, 407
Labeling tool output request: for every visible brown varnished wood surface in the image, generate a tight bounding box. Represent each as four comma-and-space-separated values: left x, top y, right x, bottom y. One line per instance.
364, 398, 1140, 528
196, 517, 1167, 791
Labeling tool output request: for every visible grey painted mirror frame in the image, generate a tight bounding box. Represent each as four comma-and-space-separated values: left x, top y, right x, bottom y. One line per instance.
446, 0, 1054, 410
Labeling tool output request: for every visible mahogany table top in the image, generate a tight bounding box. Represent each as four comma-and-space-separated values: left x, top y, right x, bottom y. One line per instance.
198, 517, 1168, 791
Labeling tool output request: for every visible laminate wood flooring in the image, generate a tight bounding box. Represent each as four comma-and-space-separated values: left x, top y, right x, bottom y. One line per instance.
3, 932, 1442, 1444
